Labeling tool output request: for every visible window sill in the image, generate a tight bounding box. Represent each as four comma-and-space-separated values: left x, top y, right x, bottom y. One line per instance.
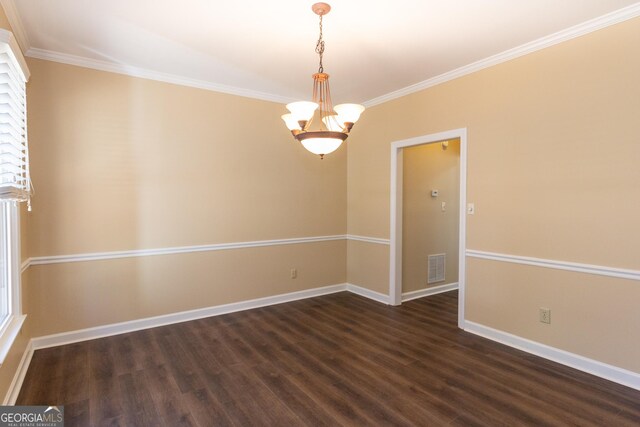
0, 315, 26, 366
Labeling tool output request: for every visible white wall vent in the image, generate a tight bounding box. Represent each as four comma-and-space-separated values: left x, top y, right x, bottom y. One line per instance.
428, 254, 446, 284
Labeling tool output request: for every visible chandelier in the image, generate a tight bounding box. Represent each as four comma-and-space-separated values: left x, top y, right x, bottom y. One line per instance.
281, 3, 365, 159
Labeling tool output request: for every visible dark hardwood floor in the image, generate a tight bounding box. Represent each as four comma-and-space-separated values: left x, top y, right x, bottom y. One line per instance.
17, 291, 640, 426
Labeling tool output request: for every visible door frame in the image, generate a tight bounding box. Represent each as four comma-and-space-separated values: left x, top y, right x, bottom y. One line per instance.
389, 128, 467, 329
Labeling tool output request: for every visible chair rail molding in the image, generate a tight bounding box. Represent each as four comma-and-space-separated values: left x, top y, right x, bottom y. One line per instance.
466, 249, 640, 281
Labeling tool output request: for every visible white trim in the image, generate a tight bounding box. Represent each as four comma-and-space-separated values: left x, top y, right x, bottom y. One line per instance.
464, 321, 640, 391
389, 129, 467, 330
0, 203, 25, 367
2, 339, 32, 405
0, 29, 29, 80
401, 282, 458, 302
8, 282, 392, 401
28, 282, 394, 350
346, 234, 390, 245
0, 314, 24, 366
6, 282, 391, 400
26, 235, 347, 267
32, 283, 349, 350
8, 285, 638, 401
19, 234, 393, 272
0, 0, 30, 53
363, 3, 640, 107
25, 48, 294, 105
6, 3, 638, 107
389, 141, 404, 306
9, 203, 21, 321
458, 132, 468, 329
345, 283, 391, 305
466, 250, 640, 281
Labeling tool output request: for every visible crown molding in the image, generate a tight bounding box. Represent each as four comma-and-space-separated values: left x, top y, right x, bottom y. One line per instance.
25, 47, 296, 105
10, 3, 640, 107
363, 3, 640, 107
0, 0, 30, 53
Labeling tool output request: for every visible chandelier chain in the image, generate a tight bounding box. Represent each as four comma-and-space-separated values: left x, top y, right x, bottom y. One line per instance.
315, 15, 325, 73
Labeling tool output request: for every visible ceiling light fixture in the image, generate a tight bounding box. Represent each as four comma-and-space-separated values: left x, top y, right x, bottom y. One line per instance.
281, 2, 365, 159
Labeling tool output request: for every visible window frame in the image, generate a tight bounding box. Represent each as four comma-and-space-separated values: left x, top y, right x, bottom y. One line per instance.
0, 201, 25, 365
0, 29, 30, 366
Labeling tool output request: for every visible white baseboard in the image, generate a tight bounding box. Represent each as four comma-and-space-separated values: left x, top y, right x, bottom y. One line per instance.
31, 283, 348, 350
3, 340, 33, 405
402, 282, 458, 302
8, 285, 639, 404
346, 283, 391, 304
31, 284, 392, 351
464, 321, 640, 391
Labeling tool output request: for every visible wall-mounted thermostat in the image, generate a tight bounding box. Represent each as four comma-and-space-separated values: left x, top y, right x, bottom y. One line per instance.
431, 190, 439, 197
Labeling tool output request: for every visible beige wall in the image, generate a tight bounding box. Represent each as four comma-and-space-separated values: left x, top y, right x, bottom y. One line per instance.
467, 258, 640, 372
25, 241, 346, 336
347, 240, 389, 294
2, 8, 638, 403
347, 18, 640, 372
26, 59, 347, 256
23, 58, 347, 336
402, 140, 459, 292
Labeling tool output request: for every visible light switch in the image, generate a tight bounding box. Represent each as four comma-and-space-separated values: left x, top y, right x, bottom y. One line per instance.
441, 202, 446, 212
467, 203, 475, 215
431, 189, 439, 197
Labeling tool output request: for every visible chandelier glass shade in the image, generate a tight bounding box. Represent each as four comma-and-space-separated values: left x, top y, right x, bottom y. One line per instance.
281, 3, 365, 159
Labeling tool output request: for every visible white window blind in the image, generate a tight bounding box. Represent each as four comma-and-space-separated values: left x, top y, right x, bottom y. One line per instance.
0, 31, 28, 370
0, 45, 30, 205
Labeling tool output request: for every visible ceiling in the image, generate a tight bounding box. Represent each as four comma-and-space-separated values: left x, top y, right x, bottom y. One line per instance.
5, 0, 640, 105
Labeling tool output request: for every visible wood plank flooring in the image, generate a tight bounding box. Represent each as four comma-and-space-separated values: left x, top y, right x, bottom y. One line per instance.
17, 291, 640, 426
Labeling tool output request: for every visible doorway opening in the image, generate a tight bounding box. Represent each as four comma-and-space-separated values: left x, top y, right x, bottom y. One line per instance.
389, 129, 467, 329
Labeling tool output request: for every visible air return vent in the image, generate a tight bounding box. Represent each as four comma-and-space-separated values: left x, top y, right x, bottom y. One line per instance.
428, 254, 446, 284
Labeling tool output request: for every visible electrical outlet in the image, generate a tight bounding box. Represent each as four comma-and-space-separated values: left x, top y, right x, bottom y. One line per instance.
290, 268, 297, 279
539, 308, 551, 324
